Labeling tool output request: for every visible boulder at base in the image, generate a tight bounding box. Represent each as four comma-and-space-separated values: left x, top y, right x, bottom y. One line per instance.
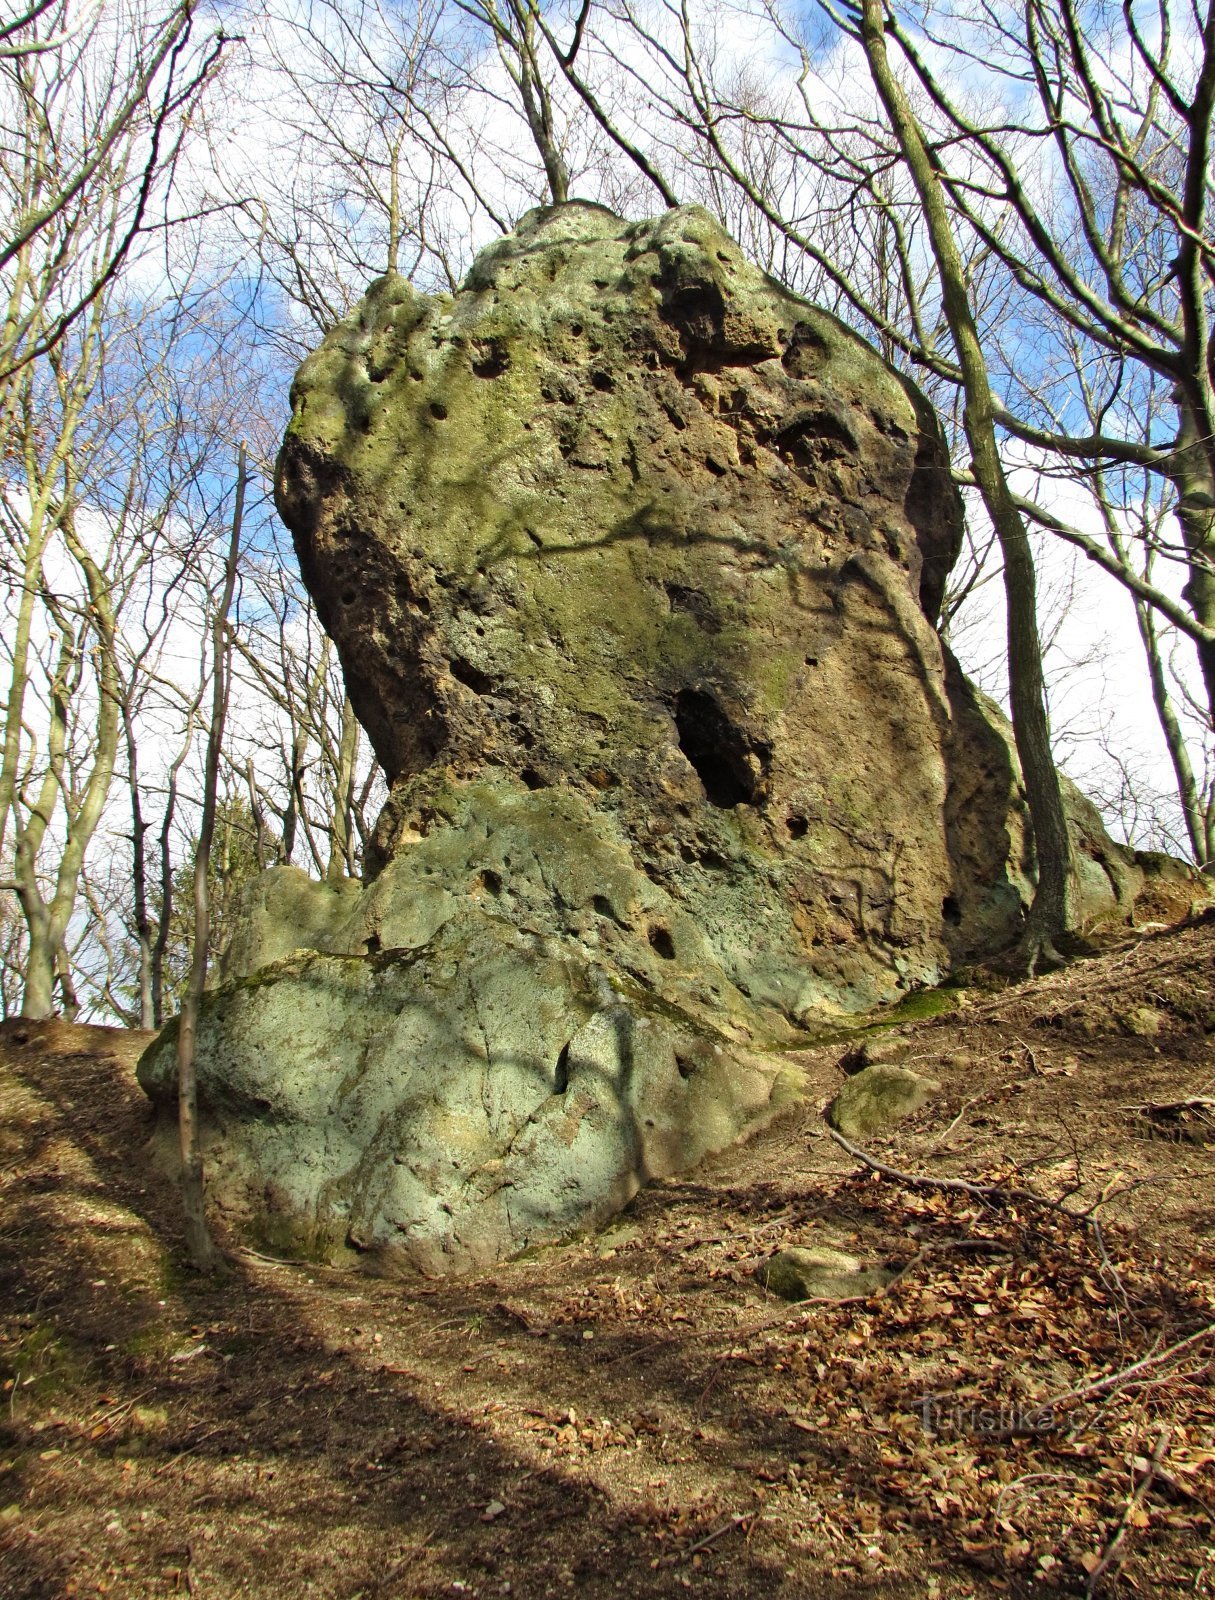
757, 1244, 895, 1302
139, 202, 1158, 1273
138, 782, 799, 1273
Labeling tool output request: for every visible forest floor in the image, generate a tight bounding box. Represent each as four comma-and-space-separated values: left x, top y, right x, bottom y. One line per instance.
3, 920, 1215, 1599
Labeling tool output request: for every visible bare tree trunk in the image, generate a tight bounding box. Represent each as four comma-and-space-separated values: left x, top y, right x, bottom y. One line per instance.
532, 3, 680, 208
997, 499, 1073, 963
859, 0, 1074, 970
326, 695, 358, 881
55, 945, 79, 1020
13, 548, 125, 1019
281, 720, 307, 867
176, 442, 246, 1272
20, 927, 55, 1017
244, 756, 274, 865
386, 129, 403, 276
465, 0, 571, 204
1134, 592, 1212, 866
505, 0, 569, 203
151, 731, 187, 1027
121, 696, 155, 1028
1171, 394, 1215, 722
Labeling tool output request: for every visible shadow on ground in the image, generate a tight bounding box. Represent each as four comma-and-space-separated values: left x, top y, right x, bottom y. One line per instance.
0, 1019, 885, 1600
4, 921, 1215, 1600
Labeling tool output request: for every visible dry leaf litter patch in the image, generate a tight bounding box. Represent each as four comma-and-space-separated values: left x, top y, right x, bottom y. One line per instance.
2, 920, 1215, 1596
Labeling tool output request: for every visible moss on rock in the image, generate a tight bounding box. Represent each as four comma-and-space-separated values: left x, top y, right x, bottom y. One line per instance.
756, 1245, 894, 1302
827, 1064, 938, 1140
138, 203, 1164, 1275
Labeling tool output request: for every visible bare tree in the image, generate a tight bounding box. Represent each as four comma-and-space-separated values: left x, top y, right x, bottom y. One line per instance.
0, 0, 232, 1017
530, 0, 1215, 880
225, 0, 485, 347
228, 531, 381, 880
176, 442, 246, 1271
454, 0, 572, 201
0, 0, 225, 397
667, 0, 1215, 697
854, 0, 1073, 961
0, 265, 129, 1016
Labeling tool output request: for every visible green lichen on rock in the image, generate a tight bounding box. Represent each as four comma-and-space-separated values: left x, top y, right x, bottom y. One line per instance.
138, 816, 800, 1274
133, 203, 1162, 1277
276, 201, 989, 1019
756, 1244, 894, 1302
276, 202, 1147, 1022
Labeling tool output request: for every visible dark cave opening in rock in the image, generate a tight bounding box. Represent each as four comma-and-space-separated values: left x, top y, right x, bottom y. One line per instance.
450, 656, 495, 695
674, 688, 758, 808
553, 1041, 571, 1094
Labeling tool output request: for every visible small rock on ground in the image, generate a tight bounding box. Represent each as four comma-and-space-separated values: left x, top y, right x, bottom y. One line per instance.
827, 1063, 937, 1140
757, 1245, 894, 1302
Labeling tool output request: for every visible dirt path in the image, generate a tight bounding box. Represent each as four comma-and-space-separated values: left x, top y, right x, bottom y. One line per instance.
3, 922, 1215, 1598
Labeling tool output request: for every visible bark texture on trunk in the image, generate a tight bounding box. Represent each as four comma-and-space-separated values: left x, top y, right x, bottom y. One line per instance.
860, 0, 1074, 968
176, 443, 247, 1273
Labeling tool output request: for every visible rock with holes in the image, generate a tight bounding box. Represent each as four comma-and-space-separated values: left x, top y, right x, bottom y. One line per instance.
136, 203, 1151, 1274
137, 782, 800, 1273
276, 200, 1145, 1014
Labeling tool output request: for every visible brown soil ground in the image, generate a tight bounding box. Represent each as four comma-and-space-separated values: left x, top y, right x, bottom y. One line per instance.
3, 920, 1215, 1599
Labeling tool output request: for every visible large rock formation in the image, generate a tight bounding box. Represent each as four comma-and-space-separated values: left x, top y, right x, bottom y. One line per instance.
137, 783, 801, 1274
138, 202, 1149, 1273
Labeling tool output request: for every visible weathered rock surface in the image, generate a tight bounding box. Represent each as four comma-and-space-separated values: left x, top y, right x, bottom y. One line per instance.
138, 202, 1154, 1273
757, 1244, 894, 1302
138, 779, 801, 1270
276, 200, 1144, 1005
827, 1063, 938, 1140
137, 813, 797, 1273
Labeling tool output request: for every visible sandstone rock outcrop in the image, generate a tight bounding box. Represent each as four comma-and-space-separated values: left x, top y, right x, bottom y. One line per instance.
827, 1063, 938, 1140
273, 201, 1142, 1003
137, 782, 800, 1273
757, 1244, 895, 1303
138, 202, 1148, 1273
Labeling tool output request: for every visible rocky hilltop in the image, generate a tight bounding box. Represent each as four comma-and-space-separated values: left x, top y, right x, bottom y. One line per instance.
138, 203, 1152, 1273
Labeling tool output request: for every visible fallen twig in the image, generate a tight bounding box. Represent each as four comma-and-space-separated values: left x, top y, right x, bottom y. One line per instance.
1010, 1035, 1041, 1075
662, 1232, 725, 1261
828, 1126, 1087, 1218
1121, 1097, 1215, 1115
825, 1125, 1117, 1265
1039, 1321, 1215, 1415
153, 1425, 228, 1476
85, 1388, 154, 1441
924, 1093, 985, 1155
231, 1246, 350, 1273
1083, 1429, 1171, 1596
679, 1512, 755, 1562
